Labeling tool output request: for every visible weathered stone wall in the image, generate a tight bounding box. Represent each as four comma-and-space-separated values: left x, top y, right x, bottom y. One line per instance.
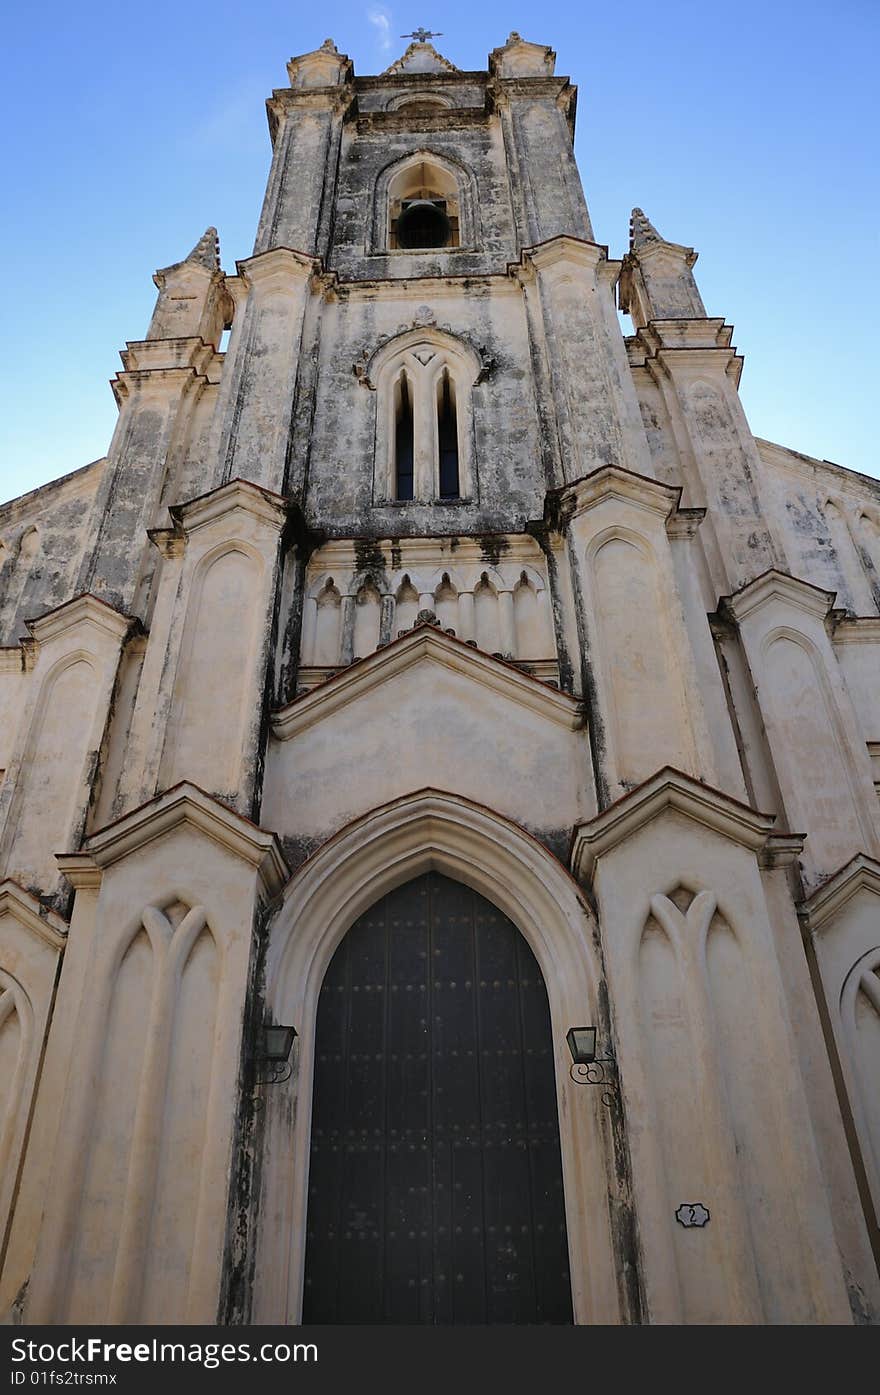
1, 31, 879, 1328
0, 460, 106, 644
297, 280, 546, 533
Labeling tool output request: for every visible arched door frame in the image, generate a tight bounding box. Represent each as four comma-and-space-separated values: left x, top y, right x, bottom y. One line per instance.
253, 789, 623, 1325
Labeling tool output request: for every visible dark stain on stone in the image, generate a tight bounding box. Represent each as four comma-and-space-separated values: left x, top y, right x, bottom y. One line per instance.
219, 903, 269, 1324
353, 537, 387, 578
478, 535, 510, 566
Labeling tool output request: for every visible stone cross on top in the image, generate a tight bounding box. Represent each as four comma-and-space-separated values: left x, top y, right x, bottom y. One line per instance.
400, 28, 443, 42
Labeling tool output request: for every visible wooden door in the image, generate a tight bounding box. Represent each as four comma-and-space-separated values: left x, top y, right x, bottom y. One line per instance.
302, 871, 572, 1324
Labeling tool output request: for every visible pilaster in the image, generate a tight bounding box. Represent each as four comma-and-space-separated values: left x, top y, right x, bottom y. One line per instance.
113, 478, 289, 821
548, 466, 718, 802
78, 338, 220, 617
621, 209, 788, 592
571, 768, 856, 1324
723, 569, 880, 889
515, 237, 653, 484
254, 41, 354, 258
801, 854, 880, 1255
0, 595, 135, 904
0, 883, 66, 1303
20, 785, 288, 1325
209, 248, 318, 495
489, 34, 591, 247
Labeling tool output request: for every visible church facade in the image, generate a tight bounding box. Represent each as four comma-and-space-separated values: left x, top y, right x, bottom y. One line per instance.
1, 32, 879, 1325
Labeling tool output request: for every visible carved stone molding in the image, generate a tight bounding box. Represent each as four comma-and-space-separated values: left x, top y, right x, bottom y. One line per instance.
0, 880, 67, 951
571, 766, 779, 885
64, 782, 289, 902
545, 464, 681, 533
273, 622, 581, 741
799, 852, 880, 933
254, 788, 620, 1326
722, 568, 836, 626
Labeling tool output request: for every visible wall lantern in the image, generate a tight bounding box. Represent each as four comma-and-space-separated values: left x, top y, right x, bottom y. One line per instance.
566, 1026, 597, 1065
257, 1024, 297, 1084
566, 1025, 617, 1106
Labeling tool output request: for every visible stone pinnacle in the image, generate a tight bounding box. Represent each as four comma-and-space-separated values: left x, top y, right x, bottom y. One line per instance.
630, 207, 663, 249
185, 226, 221, 271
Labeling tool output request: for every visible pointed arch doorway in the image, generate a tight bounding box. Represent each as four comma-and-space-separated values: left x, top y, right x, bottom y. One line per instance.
302, 870, 573, 1324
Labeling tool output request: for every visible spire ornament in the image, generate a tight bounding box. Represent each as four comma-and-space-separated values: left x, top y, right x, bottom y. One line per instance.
400, 28, 443, 42
185, 226, 221, 272
629, 207, 663, 249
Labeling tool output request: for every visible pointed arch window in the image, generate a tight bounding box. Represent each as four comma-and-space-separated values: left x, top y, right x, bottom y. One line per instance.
437, 369, 459, 499
372, 331, 479, 504
394, 373, 415, 500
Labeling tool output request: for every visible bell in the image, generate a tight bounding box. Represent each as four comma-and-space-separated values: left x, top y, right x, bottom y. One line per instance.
396, 199, 452, 250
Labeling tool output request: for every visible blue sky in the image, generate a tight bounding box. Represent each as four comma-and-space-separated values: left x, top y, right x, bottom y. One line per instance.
2, 0, 878, 502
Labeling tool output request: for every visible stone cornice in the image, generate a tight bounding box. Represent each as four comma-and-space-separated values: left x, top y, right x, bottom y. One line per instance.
111, 365, 207, 408
488, 73, 571, 96
0, 647, 25, 675
356, 108, 489, 134
830, 616, 880, 645
512, 236, 614, 280
69, 783, 290, 900
799, 852, 880, 932
328, 268, 515, 301
355, 71, 487, 90
487, 77, 575, 133
545, 464, 681, 532
626, 238, 698, 269
24, 593, 136, 649
308, 532, 547, 570
722, 568, 836, 626
570, 767, 779, 885
638, 319, 733, 353
55, 854, 103, 891
755, 438, 880, 504
236, 246, 320, 292
152, 259, 223, 295
665, 507, 706, 539
272, 622, 582, 741
643, 349, 744, 393
167, 478, 289, 538
759, 833, 807, 869
119, 338, 218, 375
266, 84, 354, 142
112, 339, 221, 406
0, 879, 67, 949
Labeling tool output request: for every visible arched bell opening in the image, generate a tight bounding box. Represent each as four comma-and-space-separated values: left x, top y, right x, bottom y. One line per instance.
387, 159, 461, 250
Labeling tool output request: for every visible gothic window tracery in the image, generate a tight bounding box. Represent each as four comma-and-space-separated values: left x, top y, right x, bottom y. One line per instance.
371, 331, 477, 504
